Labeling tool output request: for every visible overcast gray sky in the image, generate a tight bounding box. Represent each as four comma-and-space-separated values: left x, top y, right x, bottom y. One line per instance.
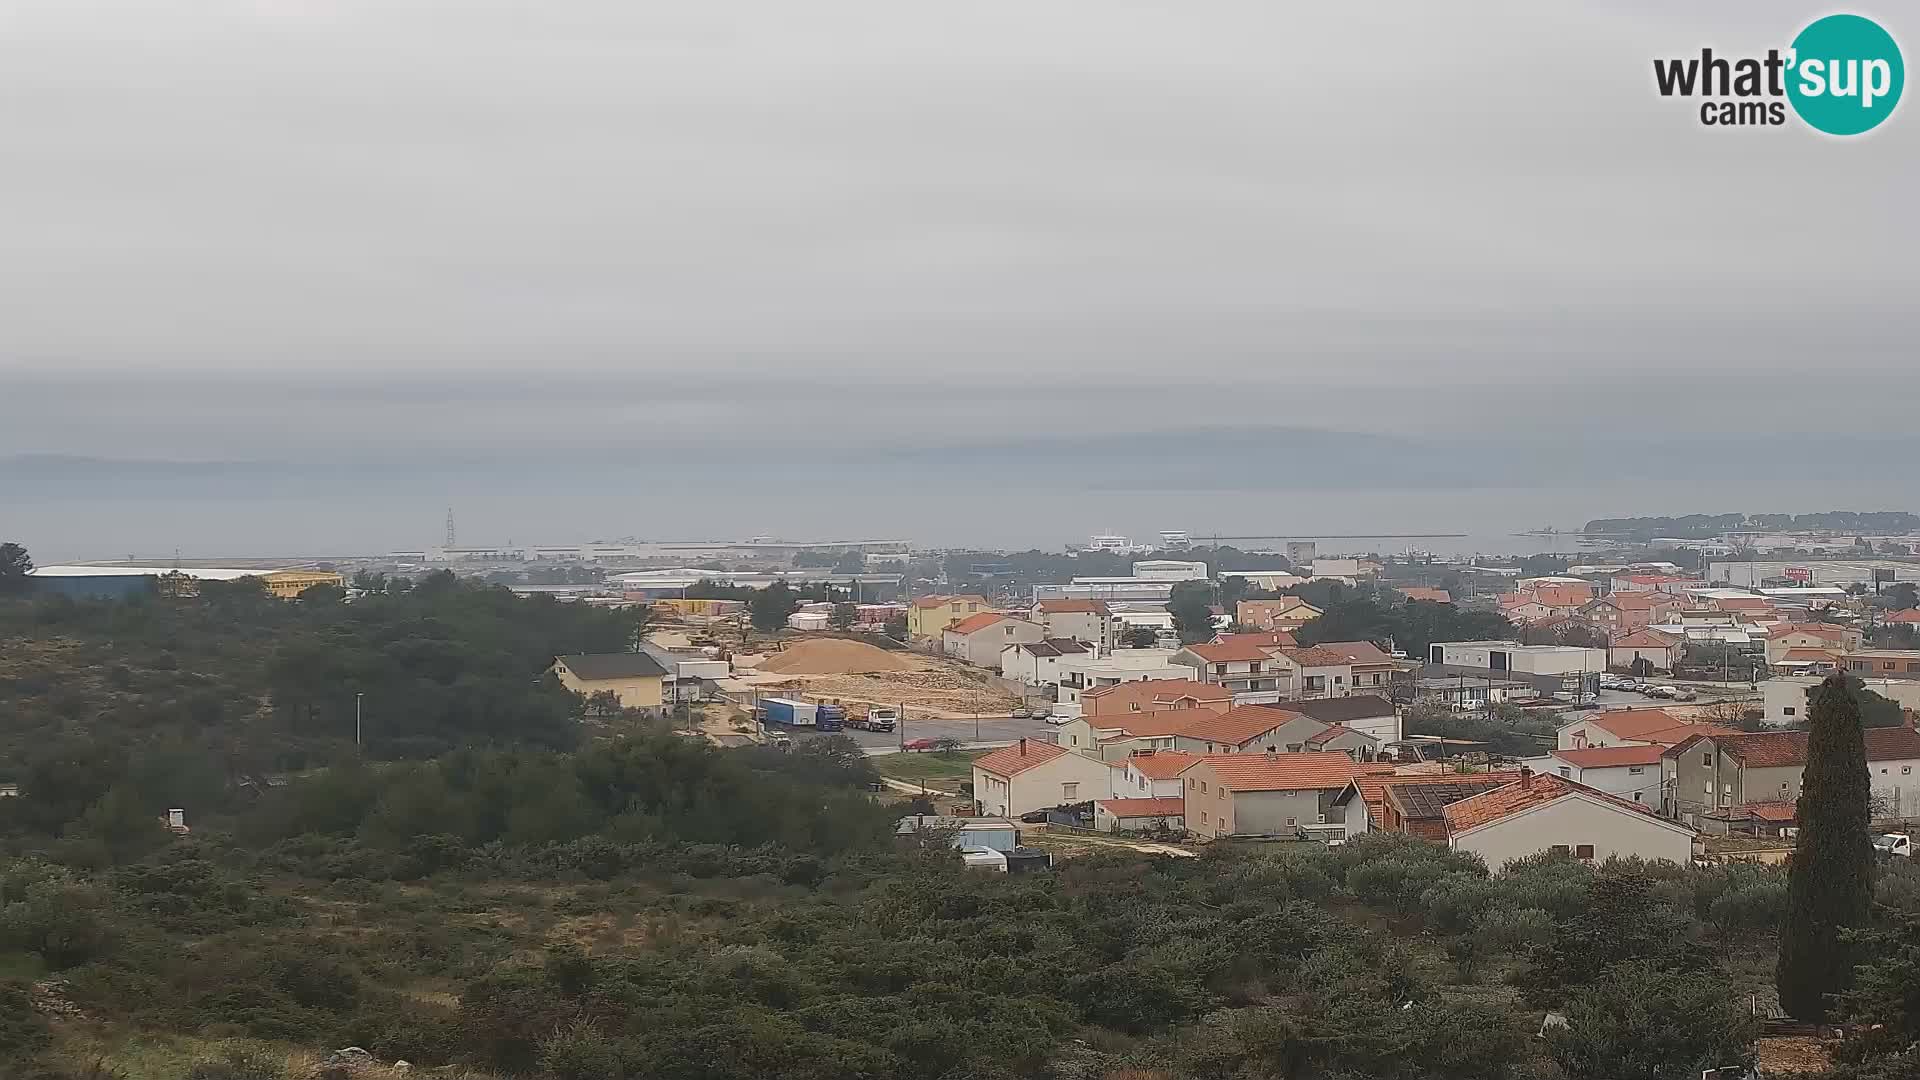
2, 2, 1916, 556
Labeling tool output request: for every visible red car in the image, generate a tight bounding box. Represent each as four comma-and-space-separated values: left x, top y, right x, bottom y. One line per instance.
901, 738, 938, 752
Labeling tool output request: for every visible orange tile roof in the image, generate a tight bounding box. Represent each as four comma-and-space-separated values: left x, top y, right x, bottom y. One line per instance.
1095, 796, 1186, 817
972, 738, 1069, 778
1193, 752, 1361, 792
944, 612, 1007, 636
1284, 646, 1352, 666
1670, 727, 1920, 770
1885, 610, 1920, 624
1091, 708, 1225, 739
1767, 622, 1854, 639
1081, 679, 1231, 708
1122, 749, 1203, 779
1740, 801, 1798, 822
1550, 745, 1667, 769
1533, 585, 1594, 608
1592, 592, 1662, 611
1777, 647, 1839, 662
1397, 587, 1452, 603
1184, 639, 1279, 663
1350, 769, 1523, 825
1312, 640, 1396, 665
1216, 630, 1299, 649
1577, 708, 1681, 740
1036, 599, 1111, 615
1175, 705, 1308, 746
1442, 772, 1657, 834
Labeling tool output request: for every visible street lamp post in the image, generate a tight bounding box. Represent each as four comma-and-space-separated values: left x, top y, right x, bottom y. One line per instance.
355, 692, 364, 747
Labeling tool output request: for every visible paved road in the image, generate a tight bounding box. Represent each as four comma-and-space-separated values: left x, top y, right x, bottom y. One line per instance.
788, 715, 1059, 751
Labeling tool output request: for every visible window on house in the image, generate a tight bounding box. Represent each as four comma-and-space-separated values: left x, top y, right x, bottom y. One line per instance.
1200, 811, 1209, 824
1633, 792, 1643, 802
1784, 707, 1796, 716
1551, 844, 1571, 855
1200, 781, 1207, 793
1702, 752, 1712, 766
1286, 817, 1297, 827
1905, 766, 1914, 775
1218, 788, 1225, 800
1557, 767, 1571, 778
1062, 783, 1077, 800
1576, 844, 1595, 859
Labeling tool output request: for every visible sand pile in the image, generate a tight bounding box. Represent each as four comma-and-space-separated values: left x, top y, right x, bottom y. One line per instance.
756, 638, 917, 675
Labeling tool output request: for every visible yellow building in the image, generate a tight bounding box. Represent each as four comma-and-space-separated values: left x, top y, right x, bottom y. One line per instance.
906, 594, 991, 640
651, 597, 747, 619
261, 569, 346, 600
552, 653, 668, 711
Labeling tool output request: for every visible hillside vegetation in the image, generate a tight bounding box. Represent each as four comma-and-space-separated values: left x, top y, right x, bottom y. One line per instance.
3, 576, 1919, 1080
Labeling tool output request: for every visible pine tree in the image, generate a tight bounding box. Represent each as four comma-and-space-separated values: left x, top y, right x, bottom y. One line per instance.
1776, 673, 1873, 1020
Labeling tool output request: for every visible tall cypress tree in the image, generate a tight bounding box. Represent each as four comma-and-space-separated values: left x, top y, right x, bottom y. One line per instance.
1776, 673, 1873, 1020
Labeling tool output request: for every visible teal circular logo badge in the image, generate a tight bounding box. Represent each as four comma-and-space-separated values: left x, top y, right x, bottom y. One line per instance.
1787, 14, 1904, 135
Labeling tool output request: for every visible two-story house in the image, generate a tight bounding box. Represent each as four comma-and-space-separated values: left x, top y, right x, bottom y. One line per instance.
1764, 623, 1864, 665
1030, 599, 1117, 653
943, 613, 1045, 667
971, 739, 1120, 818
1172, 640, 1298, 703
1235, 597, 1323, 632
1179, 753, 1362, 839
1081, 678, 1233, 717
1663, 725, 1920, 821
1280, 646, 1358, 699
999, 638, 1090, 687
906, 594, 991, 641
1309, 641, 1398, 695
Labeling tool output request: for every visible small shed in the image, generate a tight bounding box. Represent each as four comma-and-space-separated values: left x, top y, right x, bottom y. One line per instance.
895, 815, 1019, 852
1093, 796, 1186, 833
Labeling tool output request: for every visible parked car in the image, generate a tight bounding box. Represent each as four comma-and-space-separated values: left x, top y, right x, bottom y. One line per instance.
1044, 713, 1074, 726
1010, 706, 1031, 719
901, 737, 938, 752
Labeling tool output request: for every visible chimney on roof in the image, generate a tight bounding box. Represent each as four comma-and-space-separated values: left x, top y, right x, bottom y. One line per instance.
1265, 750, 1278, 762
1520, 766, 1532, 790
1019, 738, 1027, 756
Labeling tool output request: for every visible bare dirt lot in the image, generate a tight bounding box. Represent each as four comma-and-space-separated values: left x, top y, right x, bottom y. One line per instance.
738, 643, 1021, 717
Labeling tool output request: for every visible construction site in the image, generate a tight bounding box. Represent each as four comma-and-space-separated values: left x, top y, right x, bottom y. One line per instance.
733, 637, 1023, 719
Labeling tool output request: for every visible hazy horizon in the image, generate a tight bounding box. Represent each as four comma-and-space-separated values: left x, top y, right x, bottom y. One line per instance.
4, 2, 1916, 560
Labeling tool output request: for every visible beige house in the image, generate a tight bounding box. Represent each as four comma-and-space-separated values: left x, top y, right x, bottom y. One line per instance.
942, 613, 1045, 667
1607, 629, 1683, 672
1764, 623, 1864, 665
1172, 640, 1298, 703
1030, 600, 1118, 653
1442, 772, 1695, 870
1081, 678, 1233, 717
1179, 753, 1361, 838
971, 739, 1120, 817
551, 653, 669, 711
1663, 726, 1920, 821
1235, 597, 1323, 632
